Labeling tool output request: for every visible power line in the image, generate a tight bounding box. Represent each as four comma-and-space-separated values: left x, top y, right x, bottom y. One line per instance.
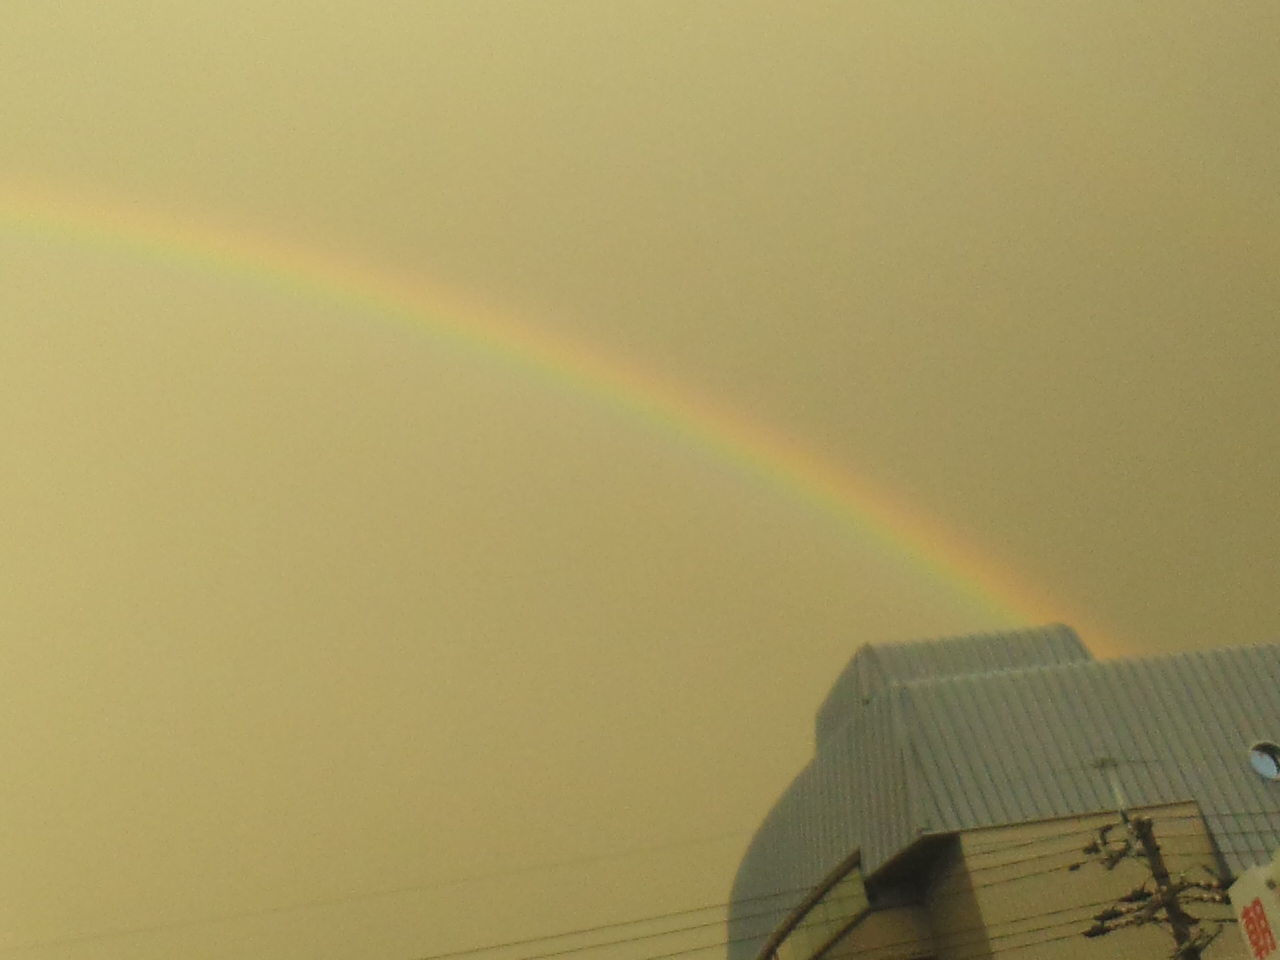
549, 809, 1274, 960
0, 829, 760, 957
959, 806, 1280, 859
411, 892, 813, 960
744, 843, 1234, 959
417, 807, 1278, 960
829, 894, 1125, 960
465, 854, 1186, 960
508, 891, 1144, 960
951, 911, 1121, 960
5, 805, 1270, 958
929, 836, 1215, 902
451, 832, 1243, 960
451, 855, 1118, 960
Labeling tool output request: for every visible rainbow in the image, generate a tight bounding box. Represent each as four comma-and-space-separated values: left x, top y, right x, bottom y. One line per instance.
0, 181, 1099, 643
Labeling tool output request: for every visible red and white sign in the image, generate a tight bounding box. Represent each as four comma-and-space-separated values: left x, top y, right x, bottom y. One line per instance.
1232, 851, 1280, 960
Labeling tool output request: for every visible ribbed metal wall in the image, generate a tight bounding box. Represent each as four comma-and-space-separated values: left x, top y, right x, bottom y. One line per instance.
813, 625, 1091, 747
728, 631, 1280, 960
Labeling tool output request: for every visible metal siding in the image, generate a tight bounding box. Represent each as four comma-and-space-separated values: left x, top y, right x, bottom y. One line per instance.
870, 624, 1089, 687
1100, 660, 1183, 806
859, 645, 886, 703
1021, 671, 1100, 815
826, 721, 858, 861
1192, 655, 1261, 865
982, 671, 1052, 815
813, 625, 1091, 748
1152, 657, 1209, 803
943, 673, 1017, 825
729, 636, 1280, 960
898, 684, 972, 835
858, 692, 908, 872
901, 688, 947, 838
1150, 648, 1253, 866
896, 644, 1280, 874
1180, 647, 1280, 868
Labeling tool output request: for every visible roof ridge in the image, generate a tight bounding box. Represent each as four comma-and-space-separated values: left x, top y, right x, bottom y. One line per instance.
890, 639, 1280, 692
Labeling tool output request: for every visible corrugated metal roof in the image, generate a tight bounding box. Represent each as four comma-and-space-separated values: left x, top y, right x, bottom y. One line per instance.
899, 643, 1280, 869
813, 624, 1091, 746
728, 630, 1280, 960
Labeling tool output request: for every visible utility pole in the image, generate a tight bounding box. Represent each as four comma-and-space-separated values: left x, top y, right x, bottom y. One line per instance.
1132, 813, 1202, 959
1074, 759, 1226, 959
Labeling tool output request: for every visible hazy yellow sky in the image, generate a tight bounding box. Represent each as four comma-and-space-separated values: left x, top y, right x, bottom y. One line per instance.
1, 3, 1277, 958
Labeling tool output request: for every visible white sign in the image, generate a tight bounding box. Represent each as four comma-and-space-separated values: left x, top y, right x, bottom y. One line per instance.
1231, 850, 1280, 960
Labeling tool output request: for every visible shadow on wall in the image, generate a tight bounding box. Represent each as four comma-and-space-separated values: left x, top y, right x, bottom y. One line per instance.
923, 837, 991, 960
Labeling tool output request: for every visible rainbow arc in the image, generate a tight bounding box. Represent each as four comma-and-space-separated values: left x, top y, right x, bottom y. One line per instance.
0, 181, 1100, 644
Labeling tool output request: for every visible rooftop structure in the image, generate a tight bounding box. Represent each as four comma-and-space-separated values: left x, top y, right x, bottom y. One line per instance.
729, 626, 1280, 960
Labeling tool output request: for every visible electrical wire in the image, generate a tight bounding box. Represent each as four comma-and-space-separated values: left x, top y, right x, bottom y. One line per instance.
963, 820, 1188, 859
421, 820, 1250, 960
958, 806, 1280, 859
674, 879, 1230, 960
557, 808, 1276, 960
500, 892, 1142, 960
0, 830, 765, 957
465, 847, 1197, 960
411, 898, 813, 960
744, 841, 1235, 960
4, 805, 1269, 958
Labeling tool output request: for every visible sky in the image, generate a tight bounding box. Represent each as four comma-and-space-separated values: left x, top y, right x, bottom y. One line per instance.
1, 2, 1277, 958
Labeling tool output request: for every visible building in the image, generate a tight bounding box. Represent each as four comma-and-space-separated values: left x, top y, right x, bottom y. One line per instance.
728, 625, 1280, 960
